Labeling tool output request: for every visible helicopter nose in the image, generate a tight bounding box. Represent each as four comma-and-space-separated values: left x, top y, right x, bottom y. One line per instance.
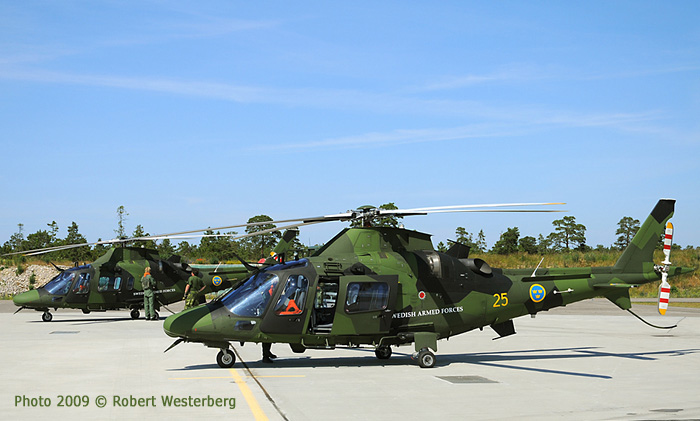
13, 289, 40, 307
163, 306, 213, 338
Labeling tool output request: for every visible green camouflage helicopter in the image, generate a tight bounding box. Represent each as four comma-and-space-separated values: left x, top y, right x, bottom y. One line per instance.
162, 199, 694, 368
10, 230, 300, 322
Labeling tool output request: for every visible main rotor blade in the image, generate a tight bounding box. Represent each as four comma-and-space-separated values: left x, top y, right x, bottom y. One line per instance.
148, 220, 325, 242
382, 202, 566, 216
3, 237, 126, 257
4, 201, 566, 257
397, 202, 565, 211
136, 213, 354, 240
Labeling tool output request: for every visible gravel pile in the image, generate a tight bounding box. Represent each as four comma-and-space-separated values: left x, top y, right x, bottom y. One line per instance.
0, 264, 68, 297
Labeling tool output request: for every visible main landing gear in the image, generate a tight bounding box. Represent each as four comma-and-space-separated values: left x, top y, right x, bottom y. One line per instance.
414, 348, 436, 368
375, 345, 435, 367
41, 311, 53, 322
217, 349, 236, 368
375, 345, 392, 360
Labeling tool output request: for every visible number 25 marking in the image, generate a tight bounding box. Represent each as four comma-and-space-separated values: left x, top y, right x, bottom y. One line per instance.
493, 292, 509, 307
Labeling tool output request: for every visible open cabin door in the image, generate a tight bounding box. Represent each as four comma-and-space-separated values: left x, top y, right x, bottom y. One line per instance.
331, 275, 398, 336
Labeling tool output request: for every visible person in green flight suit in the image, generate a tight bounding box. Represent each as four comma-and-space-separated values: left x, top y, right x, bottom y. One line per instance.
141, 267, 157, 321
183, 268, 205, 310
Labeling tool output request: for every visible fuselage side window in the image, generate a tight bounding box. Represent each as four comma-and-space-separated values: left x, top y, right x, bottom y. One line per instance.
98, 276, 123, 292
345, 282, 389, 313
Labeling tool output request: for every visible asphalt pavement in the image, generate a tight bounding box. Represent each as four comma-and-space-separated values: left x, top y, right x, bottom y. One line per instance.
1, 299, 699, 420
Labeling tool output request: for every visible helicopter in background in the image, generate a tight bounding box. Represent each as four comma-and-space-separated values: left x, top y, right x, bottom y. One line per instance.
161, 200, 694, 368
10, 230, 300, 322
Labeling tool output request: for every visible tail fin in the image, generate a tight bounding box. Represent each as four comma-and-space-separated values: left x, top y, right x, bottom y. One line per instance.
613, 199, 675, 273
264, 229, 299, 264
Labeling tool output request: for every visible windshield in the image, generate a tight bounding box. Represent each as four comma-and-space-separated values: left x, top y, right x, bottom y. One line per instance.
221, 271, 279, 317
43, 271, 76, 295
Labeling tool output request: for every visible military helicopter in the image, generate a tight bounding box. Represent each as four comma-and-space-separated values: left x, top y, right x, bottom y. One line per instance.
161, 199, 694, 369
9, 230, 300, 322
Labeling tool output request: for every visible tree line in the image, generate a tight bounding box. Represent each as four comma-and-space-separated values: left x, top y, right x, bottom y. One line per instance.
436, 215, 657, 255
1, 204, 691, 264
0, 210, 303, 264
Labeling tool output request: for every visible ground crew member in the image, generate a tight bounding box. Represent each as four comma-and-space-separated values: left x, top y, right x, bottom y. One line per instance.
262, 343, 277, 364
141, 267, 156, 320
183, 269, 205, 309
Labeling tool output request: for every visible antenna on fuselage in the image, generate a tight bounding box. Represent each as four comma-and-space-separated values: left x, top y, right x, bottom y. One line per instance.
531, 257, 545, 277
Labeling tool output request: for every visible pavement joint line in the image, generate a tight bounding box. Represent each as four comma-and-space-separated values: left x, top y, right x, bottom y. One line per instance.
233, 346, 291, 421
229, 368, 268, 421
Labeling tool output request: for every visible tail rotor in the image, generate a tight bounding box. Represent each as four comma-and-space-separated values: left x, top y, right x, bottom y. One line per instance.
657, 222, 674, 315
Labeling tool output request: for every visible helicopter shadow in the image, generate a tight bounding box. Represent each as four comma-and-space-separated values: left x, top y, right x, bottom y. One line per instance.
169, 346, 700, 380
28, 317, 161, 325
434, 346, 700, 379
168, 347, 414, 372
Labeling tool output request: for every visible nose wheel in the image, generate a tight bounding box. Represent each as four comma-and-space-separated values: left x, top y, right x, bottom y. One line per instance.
130, 309, 140, 319
216, 349, 236, 368
41, 311, 53, 322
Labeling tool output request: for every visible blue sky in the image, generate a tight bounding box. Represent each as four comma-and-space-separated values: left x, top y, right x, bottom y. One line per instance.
1, 1, 699, 251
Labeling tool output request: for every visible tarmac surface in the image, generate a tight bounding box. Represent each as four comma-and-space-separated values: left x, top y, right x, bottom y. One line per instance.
1, 298, 699, 420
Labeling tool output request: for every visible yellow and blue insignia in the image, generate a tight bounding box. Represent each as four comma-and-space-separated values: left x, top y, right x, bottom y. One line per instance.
529, 284, 546, 303
212, 276, 223, 287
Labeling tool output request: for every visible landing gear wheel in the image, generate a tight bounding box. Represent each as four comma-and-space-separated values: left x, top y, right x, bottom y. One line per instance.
418, 349, 435, 368
375, 346, 392, 360
82, 309, 90, 314
217, 349, 236, 368
130, 309, 140, 320
153, 311, 159, 321
41, 311, 53, 322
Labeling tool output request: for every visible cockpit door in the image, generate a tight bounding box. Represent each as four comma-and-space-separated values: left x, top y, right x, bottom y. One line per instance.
331, 275, 398, 336
260, 274, 311, 334
65, 271, 93, 305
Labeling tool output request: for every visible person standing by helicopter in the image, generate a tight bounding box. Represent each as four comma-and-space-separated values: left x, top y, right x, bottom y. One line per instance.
183, 268, 205, 310
141, 266, 157, 321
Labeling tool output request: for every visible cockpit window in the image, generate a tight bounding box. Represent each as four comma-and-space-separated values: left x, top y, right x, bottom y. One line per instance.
274, 275, 308, 315
43, 271, 75, 295
221, 271, 279, 317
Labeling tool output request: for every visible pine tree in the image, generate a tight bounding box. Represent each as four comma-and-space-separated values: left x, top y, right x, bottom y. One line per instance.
614, 216, 640, 250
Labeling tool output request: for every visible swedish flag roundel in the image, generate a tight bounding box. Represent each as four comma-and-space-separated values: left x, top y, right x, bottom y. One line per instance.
212, 276, 223, 287
529, 284, 546, 303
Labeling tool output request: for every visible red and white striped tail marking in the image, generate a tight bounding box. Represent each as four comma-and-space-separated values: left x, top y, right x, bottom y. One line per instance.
662, 222, 673, 265
658, 222, 673, 315
658, 280, 670, 315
